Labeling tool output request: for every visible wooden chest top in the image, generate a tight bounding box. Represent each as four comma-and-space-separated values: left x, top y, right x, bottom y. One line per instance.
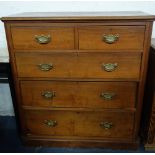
1, 11, 155, 21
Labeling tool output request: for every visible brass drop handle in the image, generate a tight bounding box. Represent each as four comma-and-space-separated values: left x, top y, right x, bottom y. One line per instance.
102, 34, 119, 44
38, 64, 53, 71
100, 92, 116, 100
102, 63, 118, 72
42, 91, 56, 99
35, 35, 51, 44
100, 122, 113, 130
44, 120, 57, 127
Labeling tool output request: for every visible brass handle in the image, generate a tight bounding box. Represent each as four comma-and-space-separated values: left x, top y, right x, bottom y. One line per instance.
38, 64, 53, 71
100, 92, 116, 100
35, 35, 51, 44
44, 120, 57, 127
102, 34, 119, 44
42, 91, 56, 99
100, 122, 113, 130
102, 63, 118, 72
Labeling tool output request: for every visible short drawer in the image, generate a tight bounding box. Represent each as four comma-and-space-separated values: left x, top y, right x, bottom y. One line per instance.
78, 26, 145, 50
21, 81, 137, 109
15, 52, 141, 80
11, 26, 75, 50
24, 110, 134, 139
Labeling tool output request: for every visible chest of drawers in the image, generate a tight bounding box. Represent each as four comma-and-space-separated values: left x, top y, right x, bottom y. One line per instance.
1, 12, 155, 149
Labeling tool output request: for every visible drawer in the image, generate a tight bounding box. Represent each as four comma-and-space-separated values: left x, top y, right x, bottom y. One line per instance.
11, 26, 75, 50
21, 81, 136, 109
15, 52, 141, 79
24, 110, 134, 139
78, 26, 145, 50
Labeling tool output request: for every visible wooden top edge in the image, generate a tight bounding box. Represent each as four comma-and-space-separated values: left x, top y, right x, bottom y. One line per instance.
1, 11, 155, 21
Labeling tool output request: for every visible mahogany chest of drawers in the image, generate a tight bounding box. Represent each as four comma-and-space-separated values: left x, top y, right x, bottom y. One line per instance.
1, 12, 155, 149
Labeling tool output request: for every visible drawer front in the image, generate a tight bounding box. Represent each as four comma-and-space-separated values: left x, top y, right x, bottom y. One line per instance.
11, 27, 75, 50
25, 110, 134, 139
78, 26, 145, 50
15, 52, 141, 79
21, 81, 136, 109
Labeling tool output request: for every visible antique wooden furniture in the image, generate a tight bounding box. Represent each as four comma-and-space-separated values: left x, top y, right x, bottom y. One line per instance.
1, 12, 155, 149
142, 39, 155, 150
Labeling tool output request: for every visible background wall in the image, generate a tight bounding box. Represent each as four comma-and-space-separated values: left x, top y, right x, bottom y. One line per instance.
0, 1, 155, 116
0, 84, 14, 116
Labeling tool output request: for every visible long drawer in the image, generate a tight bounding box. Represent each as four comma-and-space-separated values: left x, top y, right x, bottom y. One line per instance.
78, 26, 145, 50
21, 81, 137, 109
11, 26, 75, 50
24, 110, 134, 139
15, 52, 141, 79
